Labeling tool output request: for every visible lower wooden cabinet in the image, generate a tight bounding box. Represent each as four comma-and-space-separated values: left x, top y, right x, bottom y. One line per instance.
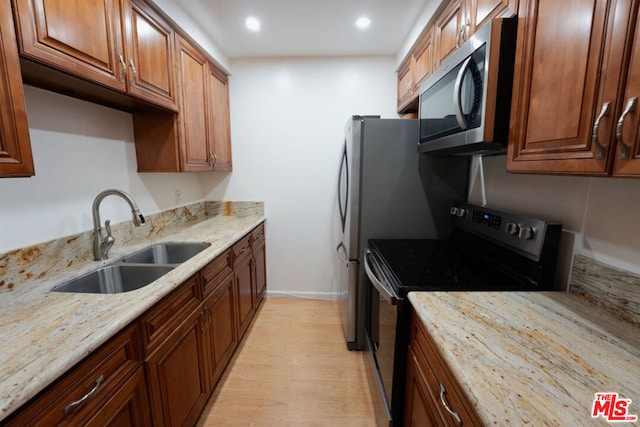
234, 252, 255, 339
203, 273, 237, 388
4, 324, 147, 426
405, 309, 482, 426
145, 307, 209, 427
83, 367, 151, 427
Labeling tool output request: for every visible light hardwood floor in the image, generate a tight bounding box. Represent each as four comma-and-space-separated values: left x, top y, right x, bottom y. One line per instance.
196, 298, 377, 426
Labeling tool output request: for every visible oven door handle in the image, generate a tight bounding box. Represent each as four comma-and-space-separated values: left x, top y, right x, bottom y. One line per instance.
364, 249, 398, 305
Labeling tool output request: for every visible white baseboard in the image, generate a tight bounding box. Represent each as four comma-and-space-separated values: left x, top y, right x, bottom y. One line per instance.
265, 290, 343, 301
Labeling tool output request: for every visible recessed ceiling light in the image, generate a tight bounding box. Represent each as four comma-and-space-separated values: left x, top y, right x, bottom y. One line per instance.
245, 16, 261, 32
355, 17, 371, 29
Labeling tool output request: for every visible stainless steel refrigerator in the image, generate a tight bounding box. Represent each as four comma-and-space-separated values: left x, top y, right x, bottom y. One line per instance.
336, 116, 469, 350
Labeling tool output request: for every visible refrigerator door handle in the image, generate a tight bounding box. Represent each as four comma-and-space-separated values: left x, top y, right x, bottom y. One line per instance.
337, 144, 349, 232
336, 242, 350, 265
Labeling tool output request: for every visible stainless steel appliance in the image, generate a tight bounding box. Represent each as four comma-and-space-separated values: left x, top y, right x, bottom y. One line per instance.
418, 18, 517, 156
336, 116, 468, 350
364, 202, 562, 425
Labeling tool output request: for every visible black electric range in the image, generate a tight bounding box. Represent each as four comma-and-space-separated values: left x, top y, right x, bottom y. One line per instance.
364, 202, 562, 426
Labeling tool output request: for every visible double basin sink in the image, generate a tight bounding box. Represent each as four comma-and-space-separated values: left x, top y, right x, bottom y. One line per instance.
51, 242, 211, 294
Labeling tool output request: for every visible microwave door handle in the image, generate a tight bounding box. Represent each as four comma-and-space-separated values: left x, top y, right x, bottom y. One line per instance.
364, 249, 398, 305
454, 56, 473, 131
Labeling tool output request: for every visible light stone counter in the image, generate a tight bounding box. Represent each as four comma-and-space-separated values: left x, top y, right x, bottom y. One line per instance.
408, 291, 640, 426
0, 201, 265, 421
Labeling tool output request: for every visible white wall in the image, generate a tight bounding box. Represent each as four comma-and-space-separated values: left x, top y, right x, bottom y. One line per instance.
0, 86, 206, 253
202, 56, 399, 298
468, 156, 640, 285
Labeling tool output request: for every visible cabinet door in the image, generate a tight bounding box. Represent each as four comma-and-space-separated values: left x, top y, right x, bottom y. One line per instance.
176, 36, 212, 172
397, 57, 415, 112
435, 0, 465, 66
0, 0, 34, 177
209, 65, 233, 170
471, 0, 518, 33
234, 254, 255, 339
13, 0, 126, 90
413, 28, 435, 91
83, 367, 152, 427
204, 274, 237, 388
146, 309, 209, 427
122, 0, 177, 111
613, 6, 640, 176
253, 242, 267, 305
507, 0, 629, 174
404, 347, 444, 427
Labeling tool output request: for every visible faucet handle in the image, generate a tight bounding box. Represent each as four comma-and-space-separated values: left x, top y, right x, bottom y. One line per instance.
104, 219, 113, 239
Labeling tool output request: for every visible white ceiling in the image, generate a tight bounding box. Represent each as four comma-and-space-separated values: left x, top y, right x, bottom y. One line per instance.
177, 0, 431, 58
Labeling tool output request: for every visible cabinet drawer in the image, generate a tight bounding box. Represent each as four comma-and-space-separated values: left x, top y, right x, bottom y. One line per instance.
251, 223, 265, 248
5, 324, 142, 426
232, 234, 252, 265
201, 249, 233, 297
409, 311, 482, 426
140, 274, 201, 353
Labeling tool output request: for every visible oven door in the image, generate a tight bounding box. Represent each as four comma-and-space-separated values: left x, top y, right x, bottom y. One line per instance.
364, 249, 399, 426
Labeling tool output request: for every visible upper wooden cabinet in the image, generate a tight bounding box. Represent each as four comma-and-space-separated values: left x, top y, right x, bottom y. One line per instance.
0, 0, 34, 177
209, 66, 233, 171
434, 0, 466, 66
133, 35, 232, 173
176, 35, 212, 172
397, 28, 434, 113
612, 4, 640, 176
12, 0, 177, 111
507, 0, 637, 176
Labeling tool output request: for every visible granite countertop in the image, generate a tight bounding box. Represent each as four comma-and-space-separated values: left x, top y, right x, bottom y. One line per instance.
408, 291, 640, 426
0, 202, 265, 421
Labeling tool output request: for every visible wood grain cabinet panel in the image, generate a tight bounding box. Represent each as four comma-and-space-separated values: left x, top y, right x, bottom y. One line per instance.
209, 65, 233, 171
122, 0, 176, 110
612, 4, 640, 176
234, 253, 255, 340
145, 308, 209, 427
203, 273, 237, 388
471, 0, 518, 32
397, 58, 415, 112
507, 0, 635, 175
405, 309, 482, 426
176, 35, 212, 172
252, 224, 267, 306
435, 0, 465, 66
0, 0, 34, 177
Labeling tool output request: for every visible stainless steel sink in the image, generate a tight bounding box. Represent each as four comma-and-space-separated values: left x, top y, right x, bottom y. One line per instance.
52, 264, 174, 294
120, 242, 211, 265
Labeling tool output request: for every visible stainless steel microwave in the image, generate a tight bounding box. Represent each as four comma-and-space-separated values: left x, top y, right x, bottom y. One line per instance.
418, 18, 517, 156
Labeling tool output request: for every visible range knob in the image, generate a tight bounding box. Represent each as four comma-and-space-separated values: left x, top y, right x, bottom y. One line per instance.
518, 227, 534, 240
450, 207, 459, 216
505, 222, 520, 235
456, 208, 467, 218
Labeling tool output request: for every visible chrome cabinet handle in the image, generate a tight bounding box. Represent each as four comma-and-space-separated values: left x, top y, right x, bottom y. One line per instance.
617, 97, 637, 160
201, 310, 207, 334
210, 151, 217, 165
439, 383, 462, 426
454, 56, 473, 130
118, 55, 127, 83
592, 101, 610, 159
64, 375, 104, 413
128, 59, 137, 86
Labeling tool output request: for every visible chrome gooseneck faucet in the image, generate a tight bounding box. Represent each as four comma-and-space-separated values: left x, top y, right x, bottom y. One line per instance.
92, 189, 145, 261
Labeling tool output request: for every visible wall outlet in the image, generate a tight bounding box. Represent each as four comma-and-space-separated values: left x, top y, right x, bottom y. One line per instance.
175, 189, 181, 204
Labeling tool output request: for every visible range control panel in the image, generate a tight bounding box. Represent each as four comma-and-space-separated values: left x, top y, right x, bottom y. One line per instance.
450, 202, 562, 262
